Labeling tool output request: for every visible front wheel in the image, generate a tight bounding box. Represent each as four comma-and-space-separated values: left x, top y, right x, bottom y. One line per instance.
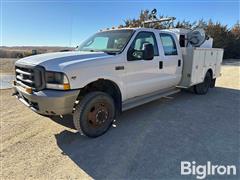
73, 91, 115, 137
194, 72, 212, 95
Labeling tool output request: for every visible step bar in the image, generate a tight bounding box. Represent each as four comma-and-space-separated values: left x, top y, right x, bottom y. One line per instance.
122, 87, 180, 111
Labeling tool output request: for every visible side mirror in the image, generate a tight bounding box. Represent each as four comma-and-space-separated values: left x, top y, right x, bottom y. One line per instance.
143, 43, 154, 60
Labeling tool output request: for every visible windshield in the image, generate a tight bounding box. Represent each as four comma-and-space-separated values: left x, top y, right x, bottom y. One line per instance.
78, 30, 134, 53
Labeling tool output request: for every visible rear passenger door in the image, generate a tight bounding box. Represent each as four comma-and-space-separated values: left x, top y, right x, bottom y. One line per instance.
158, 33, 182, 87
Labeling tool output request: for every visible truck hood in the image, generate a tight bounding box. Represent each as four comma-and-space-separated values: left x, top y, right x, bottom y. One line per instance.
16, 51, 113, 70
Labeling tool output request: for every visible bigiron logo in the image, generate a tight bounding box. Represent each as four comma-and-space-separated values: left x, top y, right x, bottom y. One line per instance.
181, 161, 237, 179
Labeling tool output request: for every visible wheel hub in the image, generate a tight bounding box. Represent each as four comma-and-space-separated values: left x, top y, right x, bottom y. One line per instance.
87, 102, 109, 128
96, 110, 108, 123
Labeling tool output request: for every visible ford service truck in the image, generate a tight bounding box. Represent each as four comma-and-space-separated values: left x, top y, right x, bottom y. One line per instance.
13, 25, 223, 137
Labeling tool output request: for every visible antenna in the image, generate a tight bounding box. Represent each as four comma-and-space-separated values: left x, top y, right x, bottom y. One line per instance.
69, 15, 73, 47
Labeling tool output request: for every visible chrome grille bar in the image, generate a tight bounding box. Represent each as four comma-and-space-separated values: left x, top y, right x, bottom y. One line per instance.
16, 75, 34, 84
16, 69, 32, 76
15, 65, 45, 91
15, 65, 35, 89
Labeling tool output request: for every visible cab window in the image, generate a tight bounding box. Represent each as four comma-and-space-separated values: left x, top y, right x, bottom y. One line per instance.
128, 31, 159, 61
160, 33, 178, 55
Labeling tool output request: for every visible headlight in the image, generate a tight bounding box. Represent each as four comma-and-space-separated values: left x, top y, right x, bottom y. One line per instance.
45, 71, 70, 90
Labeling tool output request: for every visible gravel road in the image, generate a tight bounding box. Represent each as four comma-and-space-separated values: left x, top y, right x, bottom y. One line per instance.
1, 63, 240, 179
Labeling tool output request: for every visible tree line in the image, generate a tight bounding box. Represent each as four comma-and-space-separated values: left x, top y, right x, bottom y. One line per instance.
117, 10, 240, 59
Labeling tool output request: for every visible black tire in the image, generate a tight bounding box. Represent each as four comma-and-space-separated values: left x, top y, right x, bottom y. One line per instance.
73, 91, 115, 137
194, 71, 212, 95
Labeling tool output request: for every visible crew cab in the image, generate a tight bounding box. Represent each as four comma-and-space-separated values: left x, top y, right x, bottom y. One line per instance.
13, 27, 223, 137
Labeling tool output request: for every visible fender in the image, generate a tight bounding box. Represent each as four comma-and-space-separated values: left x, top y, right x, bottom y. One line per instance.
70, 75, 126, 101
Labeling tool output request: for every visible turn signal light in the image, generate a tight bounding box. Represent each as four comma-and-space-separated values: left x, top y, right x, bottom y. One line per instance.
63, 83, 70, 90
25, 87, 32, 94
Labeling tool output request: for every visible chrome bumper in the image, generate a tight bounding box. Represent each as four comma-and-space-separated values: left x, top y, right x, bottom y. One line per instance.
13, 85, 79, 115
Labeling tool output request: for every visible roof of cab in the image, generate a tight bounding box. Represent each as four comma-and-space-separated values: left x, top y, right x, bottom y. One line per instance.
101, 27, 173, 33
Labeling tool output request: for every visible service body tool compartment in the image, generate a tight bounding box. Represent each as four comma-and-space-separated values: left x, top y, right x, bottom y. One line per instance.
179, 47, 223, 88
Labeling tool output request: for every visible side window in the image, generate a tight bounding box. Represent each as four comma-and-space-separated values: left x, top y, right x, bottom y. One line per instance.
160, 33, 178, 55
128, 32, 159, 61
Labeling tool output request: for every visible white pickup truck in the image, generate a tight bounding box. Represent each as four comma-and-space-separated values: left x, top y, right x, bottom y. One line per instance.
13, 27, 223, 137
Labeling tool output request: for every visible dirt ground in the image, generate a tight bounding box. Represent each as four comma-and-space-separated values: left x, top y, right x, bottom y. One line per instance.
1, 63, 240, 179
0, 58, 18, 74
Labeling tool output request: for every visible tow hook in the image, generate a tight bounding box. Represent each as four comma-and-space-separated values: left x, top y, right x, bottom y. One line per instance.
12, 92, 18, 96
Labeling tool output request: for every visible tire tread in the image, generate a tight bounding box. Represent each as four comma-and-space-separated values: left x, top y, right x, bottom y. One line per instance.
73, 91, 114, 137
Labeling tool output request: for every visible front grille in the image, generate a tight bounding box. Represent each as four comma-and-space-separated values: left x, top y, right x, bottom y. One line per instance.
15, 65, 45, 91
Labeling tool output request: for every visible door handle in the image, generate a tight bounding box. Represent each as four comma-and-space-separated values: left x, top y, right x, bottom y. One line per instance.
159, 61, 163, 69
178, 59, 181, 67
115, 66, 124, 70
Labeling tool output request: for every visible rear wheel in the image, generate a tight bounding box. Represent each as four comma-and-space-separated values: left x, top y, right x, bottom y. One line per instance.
194, 72, 212, 95
73, 91, 115, 137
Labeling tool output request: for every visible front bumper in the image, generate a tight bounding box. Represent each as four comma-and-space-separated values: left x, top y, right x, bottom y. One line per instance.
13, 85, 79, 115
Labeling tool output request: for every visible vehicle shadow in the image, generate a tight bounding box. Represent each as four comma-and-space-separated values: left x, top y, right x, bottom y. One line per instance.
50, 115, 75, 129
54, 87, 240, 179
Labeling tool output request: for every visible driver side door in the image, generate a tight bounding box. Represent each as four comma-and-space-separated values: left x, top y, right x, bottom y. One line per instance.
124, 31, 161, 99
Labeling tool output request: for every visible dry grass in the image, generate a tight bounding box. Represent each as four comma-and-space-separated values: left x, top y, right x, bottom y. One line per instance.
0, 58, 18, 74
0, 46, 74, 58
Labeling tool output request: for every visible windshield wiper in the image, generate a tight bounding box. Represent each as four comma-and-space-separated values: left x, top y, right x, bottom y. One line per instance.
89, 49, 118, 55
102, 51, 118, 55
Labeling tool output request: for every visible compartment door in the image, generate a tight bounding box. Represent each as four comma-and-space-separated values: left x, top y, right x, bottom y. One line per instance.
191, 49, 205, 84
204, 50, 218, 77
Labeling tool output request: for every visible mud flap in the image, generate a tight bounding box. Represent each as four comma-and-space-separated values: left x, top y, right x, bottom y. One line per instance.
210, 78, 216, 88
